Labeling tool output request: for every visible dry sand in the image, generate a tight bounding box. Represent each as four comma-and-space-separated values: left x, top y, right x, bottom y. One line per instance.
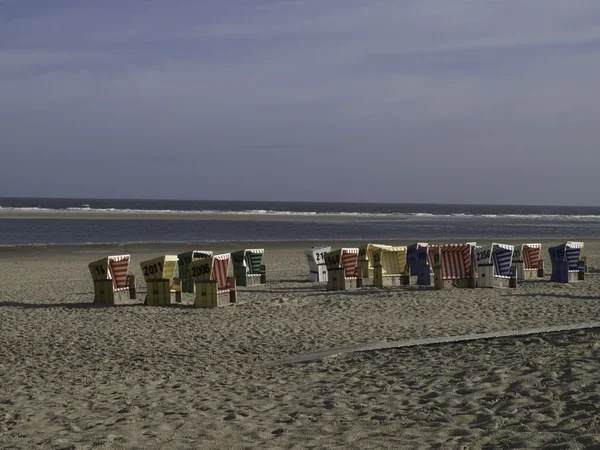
1, 240, 600, 449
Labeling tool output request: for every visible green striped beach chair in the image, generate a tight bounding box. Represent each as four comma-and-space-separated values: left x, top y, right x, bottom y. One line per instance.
231, 249, 266, 286
177, 250, 213, 293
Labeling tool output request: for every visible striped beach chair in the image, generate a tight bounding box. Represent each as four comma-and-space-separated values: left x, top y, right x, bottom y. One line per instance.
407, 243, 432, 285
357, 243, 389, 279
373, 246, 410, 287
232, 249, 266, 286
178, 250, 213, 293
549, 242, 585, 283
191, 253, 237, 307
429, 243, 476, 289
305, 246, 331, 282
512, 244, 542, 280
89, 255, 135, 305
325, 248, 361, 291
140, 255, 181, 306
475, 243, 514, 288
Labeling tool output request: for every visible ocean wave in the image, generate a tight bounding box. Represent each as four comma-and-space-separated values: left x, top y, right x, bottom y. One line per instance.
1, 206, 600, 221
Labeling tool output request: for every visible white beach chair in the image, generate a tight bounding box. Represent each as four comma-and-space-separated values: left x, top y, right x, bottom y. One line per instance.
475, 243, 514, 288
325, 248, 361, 291
549, 242, 585, 283
372, 246, 410, 288
89, 255, 135, 305
305, 246, 331, 282
140, 255, 181, 306
178, 250, 213, 293
191, 253, 237, 307
231, 249, 266, 286
429, 243, 476, 289
512, 244, 543, 280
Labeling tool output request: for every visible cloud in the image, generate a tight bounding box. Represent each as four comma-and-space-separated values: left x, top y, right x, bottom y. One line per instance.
1, 0, 600, 203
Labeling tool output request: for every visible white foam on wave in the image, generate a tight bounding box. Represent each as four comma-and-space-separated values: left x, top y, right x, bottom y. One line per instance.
1, 206, 600, 221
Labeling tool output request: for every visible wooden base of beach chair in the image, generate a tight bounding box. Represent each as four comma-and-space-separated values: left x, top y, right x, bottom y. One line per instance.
235, 273, 264, 287
374, 275, 410, 288
434, 268, 475, 289
194, 279, 237, 308
581, 257, 588, 274
550, 262, 582, 283
181, 278, 195, 294
513, 261, 525, 281
478, 265, 494, 288
146, 280, 173, 306
93, 280, 115, 305
127, 275, 137, 299
373, 266, 411, 288
522, 269, 539, 280
537, 260, 545, 278
326, 268, 361, 291
357, 261, 373, 279
308, 263, 329, 282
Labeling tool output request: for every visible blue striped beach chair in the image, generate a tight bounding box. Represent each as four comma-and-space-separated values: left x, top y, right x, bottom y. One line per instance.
407, 243, 431, 285
549, 242, 584, 283
475, 243, 514, 287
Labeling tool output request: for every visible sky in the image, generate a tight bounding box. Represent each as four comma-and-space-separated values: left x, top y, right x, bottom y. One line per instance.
1, 0, 600, 205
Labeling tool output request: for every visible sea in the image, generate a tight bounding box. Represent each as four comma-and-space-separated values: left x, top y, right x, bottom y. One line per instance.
1, 197, 600, 246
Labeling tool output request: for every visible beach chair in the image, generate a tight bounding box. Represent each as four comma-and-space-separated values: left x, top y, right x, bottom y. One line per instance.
325, 248, 361, 291
305, 246, 331, 282
512, 244, 543, 280
178, 250, 213, 293
232, 249, 266, 286
373, 246, 410, 287
407, 243, 432, 285
89, 255, 135, 305
140, 255, 181, 306
474, 243, 514, 288
429, 243, 476, 289
191, 253, 237, 307
357, 243, 389, 279
549, 242, 585, 283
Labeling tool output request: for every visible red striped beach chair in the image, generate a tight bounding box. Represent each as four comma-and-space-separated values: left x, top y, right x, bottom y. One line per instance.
140, 255, 181, 306
190, 254, 237, 307
512, 244, 543, 280
429, 244, 476, 289
325, 248, 362, 291
89, 255, 135, 305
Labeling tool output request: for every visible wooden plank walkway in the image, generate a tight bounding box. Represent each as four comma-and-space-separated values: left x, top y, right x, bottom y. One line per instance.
271, 321, 600, 366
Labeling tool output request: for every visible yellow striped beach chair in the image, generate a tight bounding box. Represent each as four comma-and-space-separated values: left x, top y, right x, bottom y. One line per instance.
373, 246, 410, 287
140, 255, 181, 306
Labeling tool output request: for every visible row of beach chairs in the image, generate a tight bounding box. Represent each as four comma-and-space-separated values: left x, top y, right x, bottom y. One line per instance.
89, 249, 266, 307
306, 242, 587, 290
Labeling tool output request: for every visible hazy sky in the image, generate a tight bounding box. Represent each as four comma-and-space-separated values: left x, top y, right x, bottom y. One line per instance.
2, 1, 600, 204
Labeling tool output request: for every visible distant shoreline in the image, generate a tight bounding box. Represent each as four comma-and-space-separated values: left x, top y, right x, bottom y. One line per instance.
0, 238, 597, 258
0, 211, 399, 222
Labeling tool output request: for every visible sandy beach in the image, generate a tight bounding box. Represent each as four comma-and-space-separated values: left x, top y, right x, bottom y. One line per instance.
1, 239, 600, 449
